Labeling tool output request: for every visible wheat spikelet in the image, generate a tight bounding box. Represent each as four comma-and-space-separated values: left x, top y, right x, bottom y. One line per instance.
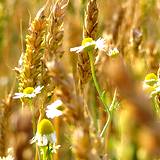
17, 2, 49, 92
42, 0, 68, 93
83, 0, 98, 39
78, 0, 98, 91
38, 0, 69, 120
45, 0, 69, 61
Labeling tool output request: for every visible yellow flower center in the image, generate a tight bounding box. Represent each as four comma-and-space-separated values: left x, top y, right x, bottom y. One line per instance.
23, 87, 34, 94
145, 73, 157, 81
81, 37, 93, 46
81, 37, 95, 52
37, 119, 54, 135
144, 73, 158, 86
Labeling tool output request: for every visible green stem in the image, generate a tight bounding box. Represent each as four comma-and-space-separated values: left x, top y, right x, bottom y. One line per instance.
47, 143, 51, 160
100, 114, 111, 137
42, 147, 47, 160
88, 51, 111, 137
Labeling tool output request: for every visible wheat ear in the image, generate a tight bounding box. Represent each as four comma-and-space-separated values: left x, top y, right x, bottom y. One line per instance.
17, 1, 49, 92
78, 0, 98, 91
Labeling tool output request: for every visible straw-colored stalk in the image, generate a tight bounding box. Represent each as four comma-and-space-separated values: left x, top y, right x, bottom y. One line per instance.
78, 0, 98, 92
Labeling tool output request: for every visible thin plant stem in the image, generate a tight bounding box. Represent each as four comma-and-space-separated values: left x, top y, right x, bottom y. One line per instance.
100, 114, 111, 137
88, 51, 111, 137
47, 143, 51, 160
101, 89, 117, 137
41, 147, 47, 160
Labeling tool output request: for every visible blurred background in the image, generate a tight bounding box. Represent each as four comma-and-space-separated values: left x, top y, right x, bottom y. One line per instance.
0, 0, 160, 159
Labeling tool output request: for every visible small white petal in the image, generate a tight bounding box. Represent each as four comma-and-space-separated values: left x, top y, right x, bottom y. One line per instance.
42, 135, 48, 146
70, 46, 84, 53
50, 133, 56, 143
95, 38, 106, 51
46, 108, 63, 119
47, 99, 63, 110
13, 93, 25, 99
34, 86, 43, 94
23, 93, 35, 98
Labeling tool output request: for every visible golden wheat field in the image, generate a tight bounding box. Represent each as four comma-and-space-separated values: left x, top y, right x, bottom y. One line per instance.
0, 0, 160, 159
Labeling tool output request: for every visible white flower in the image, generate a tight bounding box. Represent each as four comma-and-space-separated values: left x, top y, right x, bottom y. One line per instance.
31, 132, 56, 146
13, 86, 43, 99
70, 37, 106, 53
30, 119, 61, 153
46, 99, 63, 119
31, 119, 56, 146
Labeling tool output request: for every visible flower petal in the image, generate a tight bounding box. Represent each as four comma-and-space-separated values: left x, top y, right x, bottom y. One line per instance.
23, 93, 36, 98
13, 93, 25, 99
70, 46, 84, 53
46, 108, 63, 119
50, 133, 56, 143
95, 38, 106, 51
47, 99, 63, 110
34, 86, 44, 94
42, 135, 48, 146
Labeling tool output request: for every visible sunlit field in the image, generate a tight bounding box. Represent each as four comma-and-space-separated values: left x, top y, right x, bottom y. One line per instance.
0, 0, 160, 160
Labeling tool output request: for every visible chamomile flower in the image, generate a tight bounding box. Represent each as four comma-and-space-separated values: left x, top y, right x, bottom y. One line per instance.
46, 99, 63, 119
70, 37, 106, 53
13, 86, 43, 99
31, 119, 56, 146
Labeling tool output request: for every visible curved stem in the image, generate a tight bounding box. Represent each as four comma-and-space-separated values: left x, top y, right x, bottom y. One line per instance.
88, 51, 111, 137
100, 114, 111, 137
88, 52, 102, 96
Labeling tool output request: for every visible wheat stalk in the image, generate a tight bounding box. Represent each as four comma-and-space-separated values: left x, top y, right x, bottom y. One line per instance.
78, 0, 98, 92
